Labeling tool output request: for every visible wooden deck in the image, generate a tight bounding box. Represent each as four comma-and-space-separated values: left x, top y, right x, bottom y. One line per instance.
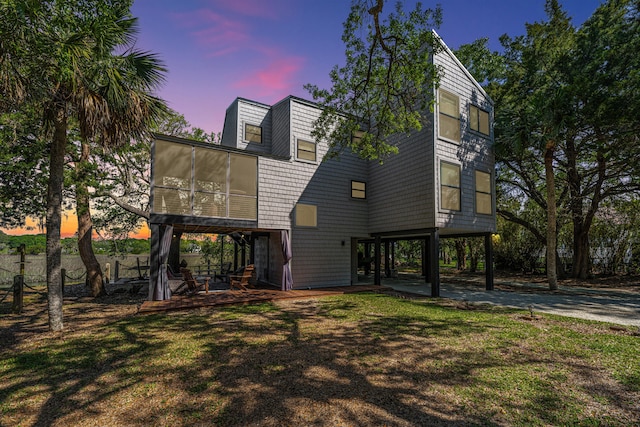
138, 284, 390, 314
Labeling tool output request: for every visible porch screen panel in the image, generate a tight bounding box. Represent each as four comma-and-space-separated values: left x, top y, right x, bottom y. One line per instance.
153, 187, 191, 215
194, 148, 227, 217
229, 195, 257, 219
154, 141, 191, 189
153, 141, 192, 214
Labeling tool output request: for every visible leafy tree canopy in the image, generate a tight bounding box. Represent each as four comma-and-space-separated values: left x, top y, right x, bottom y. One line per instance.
305, 0, 443, 161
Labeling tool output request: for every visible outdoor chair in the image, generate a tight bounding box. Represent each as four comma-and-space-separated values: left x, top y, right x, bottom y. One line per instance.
215, 262, 233, 282
229, 264, 255, 291
175, 268, 210, 295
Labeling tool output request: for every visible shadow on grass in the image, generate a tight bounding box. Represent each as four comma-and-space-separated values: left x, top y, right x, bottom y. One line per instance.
1, 293, 638, 426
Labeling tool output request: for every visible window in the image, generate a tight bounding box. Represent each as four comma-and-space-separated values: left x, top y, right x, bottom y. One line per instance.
440, 161, 461, 211
244, 123, 262, 143
295, 203, 317, 227
470, 105, 490, 136
475, 170, 492, 215
151, 139, 258, 220
351, 181, 366, 199
297, 139, 316, 162
439, 89, 460, 142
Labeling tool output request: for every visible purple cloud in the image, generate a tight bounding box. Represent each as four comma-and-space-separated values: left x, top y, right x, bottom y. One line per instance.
233, 55, 305, 99
204, 0, 291, 20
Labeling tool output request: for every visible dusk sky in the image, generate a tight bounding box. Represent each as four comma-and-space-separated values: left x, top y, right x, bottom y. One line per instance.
4, 0, 602, 238
131, 0, 602, 135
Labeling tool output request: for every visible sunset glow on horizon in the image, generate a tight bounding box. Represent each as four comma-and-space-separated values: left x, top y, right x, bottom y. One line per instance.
2, 215, 150, 240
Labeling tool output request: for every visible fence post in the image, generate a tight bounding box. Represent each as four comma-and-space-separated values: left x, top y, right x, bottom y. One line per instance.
104, 263, 111, 284
18, 244, 26, 276
12, 275, 23, 314
115, 261, 120, 282
61, 268, 66, 295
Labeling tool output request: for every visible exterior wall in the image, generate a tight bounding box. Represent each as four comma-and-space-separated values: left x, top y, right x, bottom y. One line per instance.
257, 98, 369, 288
220, 98, 272, 153
220, 100, 238, 148
236, 99, 273, 154
433, 42, 496, 234
368, 128, 435, 234
271, 98, 292, 158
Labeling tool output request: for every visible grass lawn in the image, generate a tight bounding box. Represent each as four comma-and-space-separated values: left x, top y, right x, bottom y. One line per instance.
1, 290, 638, 426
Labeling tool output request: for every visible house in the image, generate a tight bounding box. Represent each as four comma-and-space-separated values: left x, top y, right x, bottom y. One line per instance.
148, 33, 496, 300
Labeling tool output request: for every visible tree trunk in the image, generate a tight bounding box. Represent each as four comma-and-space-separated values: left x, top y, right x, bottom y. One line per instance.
544, 141, 558, 290
455, 239, 467, 270
573, 229, 591, 279
76, 141, 105, 297
46, 111, 66, 331
468, 239, 479, 273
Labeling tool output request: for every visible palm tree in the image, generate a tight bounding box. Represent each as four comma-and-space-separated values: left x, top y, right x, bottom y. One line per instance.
0, 0, 166, 330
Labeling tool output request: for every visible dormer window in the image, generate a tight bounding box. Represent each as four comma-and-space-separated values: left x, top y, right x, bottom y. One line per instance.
244, 123, 262, 143
297, 139, 316, 162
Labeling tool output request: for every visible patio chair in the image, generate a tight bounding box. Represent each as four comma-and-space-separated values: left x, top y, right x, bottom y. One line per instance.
175, 268, 210, 295
229, 265, 255, 291
215, 262, 233, 282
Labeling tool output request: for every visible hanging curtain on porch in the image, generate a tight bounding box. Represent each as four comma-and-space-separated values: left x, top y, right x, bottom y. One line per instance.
280, 229, 293, 291
153, 224, 173, 300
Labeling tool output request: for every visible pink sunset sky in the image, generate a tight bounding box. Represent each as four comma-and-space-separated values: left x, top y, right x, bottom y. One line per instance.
3, 0, 601, 238
131, 0, 602, 135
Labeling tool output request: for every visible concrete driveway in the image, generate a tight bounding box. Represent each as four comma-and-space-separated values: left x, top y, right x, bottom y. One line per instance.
383, 279, 640, 327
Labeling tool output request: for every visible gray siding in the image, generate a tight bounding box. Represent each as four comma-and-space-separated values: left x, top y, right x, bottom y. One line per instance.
433, 41, 496, 234
258, 99, 369, 288
271, 98, 291, 158
236, 99, 272, 154
368, 128, 435, 234
220, 100, 238, 147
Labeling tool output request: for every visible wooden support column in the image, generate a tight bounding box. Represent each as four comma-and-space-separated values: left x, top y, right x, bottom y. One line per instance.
233, 241, 239, 271
241, 236, 246, 266
249, 234, 256, 265
384, 240, 391, 277
391, 241, 396, 271
374, 236, 381, 286
421, 239, 427, 277
424, 237, 431, 284
148, 224, 161, 300
168, 231, 182, 274
430, 230, 440, 297
485, 233, 494, 290
220, 236, 225, 271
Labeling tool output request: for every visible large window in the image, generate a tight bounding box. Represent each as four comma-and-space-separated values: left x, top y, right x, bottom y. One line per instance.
295, 203, 317, 227
439, 89, 460, 142
470, 105, 490, 136
351, 181, 366, 199
297, 139, 316, 162
440, 161, 461, 211
244, 123, 262, 143
475, 170, 492, 215
153, 140, 257, 220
